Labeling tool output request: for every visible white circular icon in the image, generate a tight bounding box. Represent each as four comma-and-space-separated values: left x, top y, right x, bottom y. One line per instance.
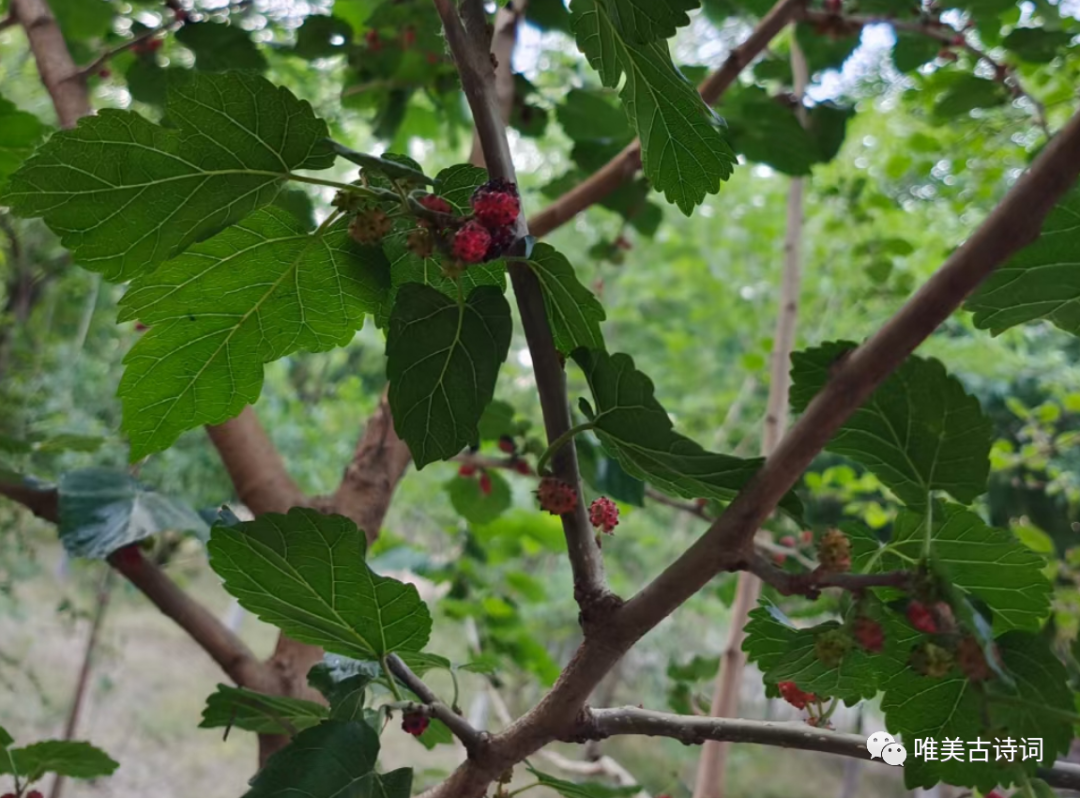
866, 731, 895, 759
881, 742, 908, 766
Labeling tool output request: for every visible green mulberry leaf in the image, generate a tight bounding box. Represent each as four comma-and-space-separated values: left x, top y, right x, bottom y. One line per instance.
117, 206, 388, 458
526, 243, 606, 353
387, 284, 513, 468
199, 684, 329, 735
966, 187, 1080, 337
0, 740, 118, 783
883, 632, 1071, 791
2, 71, 334, 281
243, 720, 411, 798
605, 0, 699, 42
58, 467, 209, 558
174, 22, 268, 72
573, 349, 801, 515
867, 504, 1051, 633
790, 342, 992, 509
0, 95, 47, 184
208, 508, 432, 659
571, 0, 736, 214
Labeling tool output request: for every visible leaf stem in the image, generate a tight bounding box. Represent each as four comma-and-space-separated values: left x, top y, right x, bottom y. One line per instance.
536, 422, 595, 477
314, 209, 343, 237
504, 782, 541, 798
285, 172, 381, 196
923, 495, 933, 559
380, 655, 404, 702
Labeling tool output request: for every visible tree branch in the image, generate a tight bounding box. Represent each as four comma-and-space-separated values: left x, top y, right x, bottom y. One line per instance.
76, 19, 180, 80
206, 407, 307, 514
744, 553, 910, 597
386, 654, 486, 753
618, 107, 1080, 643
526, 0, 804, 239
0, 480, 271, 690
327, 391, 412, 546
571, 706, 1080, 791
433, 0, 612, 618
108, 546, 271, 689
10, 0, 90, 127
468, 0, 522, 167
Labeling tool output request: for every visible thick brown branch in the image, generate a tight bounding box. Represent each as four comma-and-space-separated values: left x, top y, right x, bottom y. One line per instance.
386, 654, 486, 753
108, 547, 271, 689
206, 407, 306, 514
434, 0, 611, 616
329, 394, 412, 545
571, 706, 1080, 791
10, 0, 89, 127
526, 0, 804, 238
0, 480, 271, 690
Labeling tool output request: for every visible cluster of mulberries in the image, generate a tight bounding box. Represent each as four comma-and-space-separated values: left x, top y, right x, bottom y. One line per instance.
346, 179, 521, 269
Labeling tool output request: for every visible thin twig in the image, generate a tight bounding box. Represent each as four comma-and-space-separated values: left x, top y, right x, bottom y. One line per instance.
744, 553, 910, 597
385, 654, 487, 753
0, 14, 16, 30
433, 0, 612, 618
568, 706, 1080, 791
75, 19, 181, 80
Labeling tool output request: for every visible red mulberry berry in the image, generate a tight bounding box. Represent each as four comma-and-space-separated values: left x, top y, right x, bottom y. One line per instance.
498, 435, 516, 454
27, 792, 43, 798
401, 26, 416, 49
853, 617, 884, 653
779, 534, 796, 548
588, 497, 619, 535
485, 225, 516, 259
458, 463, 477, 477
537, 477, 577, 516
479, 472, 493, 496
452, 221, 492, 264
471, 179, 521, 227
773, 551, 787, 565
906, 601, 938, 634
801, 529, 813, 545
817, 528, 851, 572
401, 711, 429, 736
514, 460, 531, 475
349, 208, 391, 245
419, 194, 452, 216
777, 680, 818, 710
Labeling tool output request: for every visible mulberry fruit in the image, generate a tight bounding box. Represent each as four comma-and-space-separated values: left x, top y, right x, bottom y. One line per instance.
452, 221, 492, 264
588, 497, 619, 535
853, 617, 884, 653
817, 529, 851, 572
906, 601, 938, 634
349, 208, 391, 244
814, 628, 852, 668
471, 179, 521, 227
401, 711, 429, 736
537, 477, 577, 516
